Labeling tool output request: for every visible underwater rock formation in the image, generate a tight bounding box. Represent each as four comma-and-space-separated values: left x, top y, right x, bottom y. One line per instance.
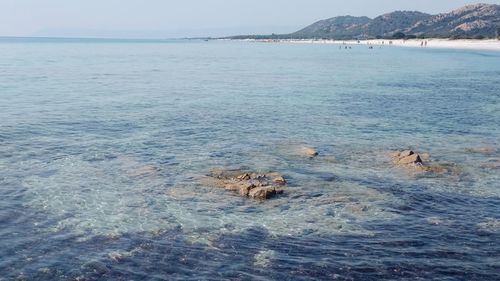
480, 159, 500, 169
282, 144, 319, 158
300, 146, 319, 157
465, 147, 497, 154
205, 169, 286, 200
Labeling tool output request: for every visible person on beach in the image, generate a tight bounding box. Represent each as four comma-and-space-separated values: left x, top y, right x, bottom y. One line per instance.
425, 41, 428, 47
421, 41, 424, 47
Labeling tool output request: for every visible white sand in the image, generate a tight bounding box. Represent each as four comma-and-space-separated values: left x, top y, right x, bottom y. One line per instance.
252, 38, 500, 52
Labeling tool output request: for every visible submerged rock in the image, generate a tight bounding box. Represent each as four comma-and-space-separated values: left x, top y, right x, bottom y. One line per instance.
420, 152, 431, 161
415, 165, 449, 174
480, 159, 500, 169
249, 186, 284, 200
465, 147, 497, 154
127, 165, 160, 178
300, 146, 319, 157
81, 260, 110, 275
205, 169, 287, 200
284, 144, 319, 158
477, 218, 500, 233
254, 249, 276, 267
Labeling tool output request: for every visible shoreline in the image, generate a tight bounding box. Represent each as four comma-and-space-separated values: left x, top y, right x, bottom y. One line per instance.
232, 38, 500, 52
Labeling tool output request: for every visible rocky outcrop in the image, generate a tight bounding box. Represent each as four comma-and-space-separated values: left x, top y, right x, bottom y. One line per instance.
392, 150, 423, 166
205, 169, 286, 200
391, 150, 448, 174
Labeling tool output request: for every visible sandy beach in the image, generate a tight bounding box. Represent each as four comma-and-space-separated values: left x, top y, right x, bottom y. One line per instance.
252, 38, 500, 51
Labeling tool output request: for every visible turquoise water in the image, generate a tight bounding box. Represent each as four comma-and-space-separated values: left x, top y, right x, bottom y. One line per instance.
1, 37, 499, 280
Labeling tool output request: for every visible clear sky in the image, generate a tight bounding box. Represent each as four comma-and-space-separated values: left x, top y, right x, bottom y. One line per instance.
1, 0, 499, 38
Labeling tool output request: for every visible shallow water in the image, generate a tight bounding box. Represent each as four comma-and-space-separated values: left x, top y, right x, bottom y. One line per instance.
1, 38, 499, 280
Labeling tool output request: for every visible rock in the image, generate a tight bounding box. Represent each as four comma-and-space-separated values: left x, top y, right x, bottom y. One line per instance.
398, 153, 422, 165
127, 165, 160, 178
347, 204, 369, 215
224, 181, 255, 192
286, 144, 319, 157
239, 183, 254, 196
82, 260, 110, 275
273, 176, 287, 185
420, 152, 431, 161
416, 165, 448, 174
480, 159, 500, 169
249, 186, 277, 200
166, 188, 198, 201
477, 218, 500, 233
391, 149, 450, 174
250, 173, 266, 180
254, 249, 276, 268
237, 173, 251, 180
332, 196, 350, 203
301, 147, 319, 157
205, 169, 286, 200
465, 147, 497, 154
389, 151, 401, 158
399, 150, 414, 158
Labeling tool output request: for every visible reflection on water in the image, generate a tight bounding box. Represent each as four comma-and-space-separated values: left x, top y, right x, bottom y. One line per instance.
0, 39, 499, 280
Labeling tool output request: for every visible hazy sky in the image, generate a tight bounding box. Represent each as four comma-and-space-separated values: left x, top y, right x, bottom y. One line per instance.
1, 0, 499, 38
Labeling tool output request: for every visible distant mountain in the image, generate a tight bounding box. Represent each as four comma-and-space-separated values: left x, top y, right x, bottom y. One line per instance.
229, 3, 500, 39
405, 4, 500, 38
364, 11, 432, 37
292, 16, 372, 39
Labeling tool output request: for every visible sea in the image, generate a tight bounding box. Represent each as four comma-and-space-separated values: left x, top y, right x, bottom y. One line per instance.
0, 37, 499, 280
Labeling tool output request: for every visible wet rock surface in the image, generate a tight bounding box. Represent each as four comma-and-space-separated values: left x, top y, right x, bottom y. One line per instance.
391, 150, 423, 166
205, 169, 286, 200
391, 150, 449, 174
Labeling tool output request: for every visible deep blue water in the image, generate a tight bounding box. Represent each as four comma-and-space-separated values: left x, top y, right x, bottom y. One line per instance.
0, 38, 499, 280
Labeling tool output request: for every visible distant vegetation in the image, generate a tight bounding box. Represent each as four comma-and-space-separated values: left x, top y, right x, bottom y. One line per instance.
226, 4, 500, 40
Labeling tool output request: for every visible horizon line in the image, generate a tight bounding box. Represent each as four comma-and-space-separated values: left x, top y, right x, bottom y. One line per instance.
0, 35, 217, 41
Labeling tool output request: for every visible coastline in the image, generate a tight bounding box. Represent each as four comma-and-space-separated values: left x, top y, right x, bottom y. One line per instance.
234, 38, 500, 52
